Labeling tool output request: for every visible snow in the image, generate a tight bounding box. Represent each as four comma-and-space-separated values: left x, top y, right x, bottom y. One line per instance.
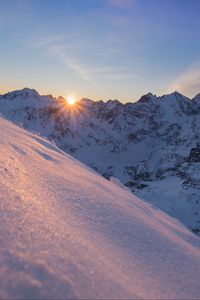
0, 116, 200, 299
1, 87, 200, 234
137, 175, 200, 232
110, 176, 130, 191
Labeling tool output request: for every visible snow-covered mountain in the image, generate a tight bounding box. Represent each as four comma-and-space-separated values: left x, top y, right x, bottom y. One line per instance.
1, 88, 200, 234
1, 115, 200, 299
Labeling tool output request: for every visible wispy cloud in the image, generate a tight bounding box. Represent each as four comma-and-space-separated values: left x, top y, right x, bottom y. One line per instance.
28, 26, 138, 83
51, 45, 91, 81
170, 63, 200, 97
64, 58, 91, 81
27, 32, 92, 81
30, 33, 138, 82
52, 45, 138, 82
91, 65, 139, 80
30, 34, 68, 48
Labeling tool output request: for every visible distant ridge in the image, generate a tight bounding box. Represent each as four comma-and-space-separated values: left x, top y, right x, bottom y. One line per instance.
1, 87, 200, 234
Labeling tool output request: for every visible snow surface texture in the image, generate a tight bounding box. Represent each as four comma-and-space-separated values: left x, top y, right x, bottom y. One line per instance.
0, 116, 200, 299
1, 88, 200, 234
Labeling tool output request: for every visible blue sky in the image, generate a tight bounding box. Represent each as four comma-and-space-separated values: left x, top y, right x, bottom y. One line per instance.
0, 0, 200, 102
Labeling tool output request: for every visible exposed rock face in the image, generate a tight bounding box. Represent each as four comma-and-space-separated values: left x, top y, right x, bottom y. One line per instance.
1, 88, 200, 234
188, 146, 200, 162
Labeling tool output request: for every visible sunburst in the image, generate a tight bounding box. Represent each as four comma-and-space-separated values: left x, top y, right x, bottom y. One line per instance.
67, 96, 76, 106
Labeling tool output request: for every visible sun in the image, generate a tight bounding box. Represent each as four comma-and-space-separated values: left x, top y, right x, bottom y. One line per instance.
67, 96, 76, 106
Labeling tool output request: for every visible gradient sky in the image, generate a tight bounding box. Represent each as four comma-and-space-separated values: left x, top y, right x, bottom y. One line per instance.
1, 0, 200, 102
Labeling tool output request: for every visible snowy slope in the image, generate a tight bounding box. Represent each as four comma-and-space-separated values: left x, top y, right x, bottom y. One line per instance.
0, 116, 200, 299
1, 88, 200, 234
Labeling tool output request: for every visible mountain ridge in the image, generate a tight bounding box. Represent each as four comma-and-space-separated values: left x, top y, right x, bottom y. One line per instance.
1, 87, 200, 235
1, 87, 199, 103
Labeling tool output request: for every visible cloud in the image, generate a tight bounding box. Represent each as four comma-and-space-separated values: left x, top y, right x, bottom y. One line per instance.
46, 41, 138, 82
170, 64, 200, 97
64, 58, 91, 81
55, 50, 138, 82
91, 65, 139, 81
51, 45, 91, 81
31, 34, 67, 48
29, 31, 139, 83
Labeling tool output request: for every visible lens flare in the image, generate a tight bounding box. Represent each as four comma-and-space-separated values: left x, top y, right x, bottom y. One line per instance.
67, 96, 76, 106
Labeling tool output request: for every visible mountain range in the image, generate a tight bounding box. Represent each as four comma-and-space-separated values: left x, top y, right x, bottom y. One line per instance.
1, 87, 200, 234
1, 115, 200, 299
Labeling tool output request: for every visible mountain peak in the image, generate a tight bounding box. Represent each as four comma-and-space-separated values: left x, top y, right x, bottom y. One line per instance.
171, 91, 186, 98
192, 93, 200, 102
138, 92, 155, 103
3, 87, 40, 100
57, 95, 66, 102
163, 91, 189, 100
